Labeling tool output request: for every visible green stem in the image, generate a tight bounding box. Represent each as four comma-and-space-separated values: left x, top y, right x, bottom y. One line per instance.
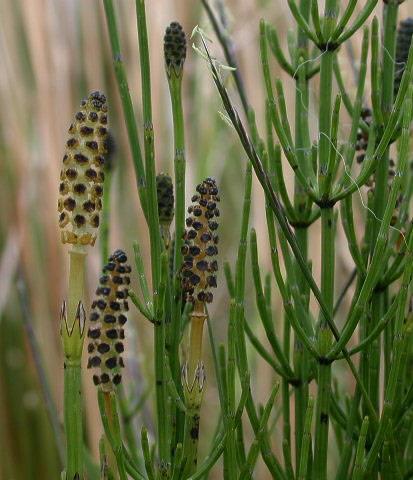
352, 417, 369, 480
332, 23, 413, 202
167, 54, 186, 453
97, 391, 128, 480
293, 1, 312, 466
135, 2, 167, 468
63, 249, 86, 355
370, 1, 398, 243
312, 3, 337, 469
226, 304, 238, 479
234, 163, 286, 479
335, 387, 362, 480
169, 71, 185, 366
62, 248, 87, 479
250, 229, 294, 379
64, 362, 83, 480
151, 181, 168, 468
363, 85, 413, 476
313, 207, 335, 480
182, 407, 202, 478
366, 5, 399, 471
154, 271, 169, 466
239, 385, 279, 480
141, 427, 156, 480
182, 313, 206, 477
266, 24, 295, 77
335, 0, 378, 44
118, 386, 141, 469
102, 0, 147, 217
317, 53, 334, 199
135, 0, 161, 289
298, 397, 314, 480
209, 52, 376, 421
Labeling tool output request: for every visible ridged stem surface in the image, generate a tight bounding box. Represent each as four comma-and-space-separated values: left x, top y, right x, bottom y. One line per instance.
63, 249, 86, 479
293, 0, 311, 468
313, 4, 337, 465
64, 361, 83, 480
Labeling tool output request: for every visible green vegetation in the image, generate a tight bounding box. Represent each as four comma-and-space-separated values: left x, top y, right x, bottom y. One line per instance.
2, 1, 413, 479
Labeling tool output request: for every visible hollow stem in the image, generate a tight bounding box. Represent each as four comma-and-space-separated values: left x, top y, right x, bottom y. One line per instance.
293, 0, 311, 466
135, 3, 168, 469
313, 207, 335, 480
64, 249, 86, 354
188, 307, 206, 382
169, 70, 186, 381
62, 247, 87, 480
313, 1, 337, 471
154, 307, 169, 466
363, 85, 413, 477
167, 59, 186, 450
183, 306, 207, 477
366, 3, 399, 466
98, 391, 128, 480
64, 361, 83, 480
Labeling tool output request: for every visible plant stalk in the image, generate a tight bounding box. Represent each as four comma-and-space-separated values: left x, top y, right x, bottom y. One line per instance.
64, 361, 83, 480
63, 248, 87, 480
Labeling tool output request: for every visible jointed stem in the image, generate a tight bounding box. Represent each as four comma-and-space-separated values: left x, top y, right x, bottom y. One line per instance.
293, 0, 311, 467
98, 391, 129, 480
365, 2, 399, 465
313, 1, 338, 467
135, 2, 168, 468
63, 248, 87, 480
183, 307, 207, 477
363, 85, 413, 477
313, 207, 335, 480
169, 72, 186, 384
188, 309, 206, 382
63, 249, 86, 353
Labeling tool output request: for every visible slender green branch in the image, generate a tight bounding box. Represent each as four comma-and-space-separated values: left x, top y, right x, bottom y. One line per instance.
97, 391, 128, 480
135, 0, 161, 289
336, 0, 379, 44
102, 0, 147, 216
239, 384, 279, 480
352, 417, 369, 480
250, 228, 295, 379
266, 23, 295, 77
287, 0, 319, 45
298, 397, 314, 480
332, 25, 413, 201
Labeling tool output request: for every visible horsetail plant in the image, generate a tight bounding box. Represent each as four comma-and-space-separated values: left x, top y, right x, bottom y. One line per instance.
87, 249, 130, 390
51, 1, 413, 479
164, 20, 187, 403
181, 177, 220, 475
88, 249, 131, 479
58, 90, 108, 480
199, 1, 413, 479
156, 173, 174, 249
